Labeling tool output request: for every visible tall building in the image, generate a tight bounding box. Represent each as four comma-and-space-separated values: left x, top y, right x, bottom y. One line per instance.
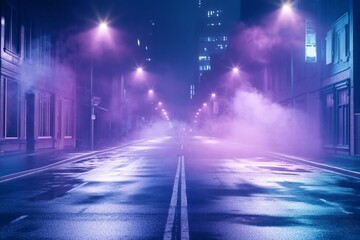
194, 0, 241, 100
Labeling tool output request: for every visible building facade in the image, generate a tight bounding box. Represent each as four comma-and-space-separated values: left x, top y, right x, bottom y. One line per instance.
0, 0, 76, 152
195, 0, 241, 100
263, 0, 359, 156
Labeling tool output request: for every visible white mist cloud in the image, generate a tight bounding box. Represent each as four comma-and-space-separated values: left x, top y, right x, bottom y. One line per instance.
201, 88, 321, 155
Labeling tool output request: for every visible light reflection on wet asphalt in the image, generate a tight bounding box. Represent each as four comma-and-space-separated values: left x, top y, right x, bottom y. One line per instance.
0, 136, 359, 239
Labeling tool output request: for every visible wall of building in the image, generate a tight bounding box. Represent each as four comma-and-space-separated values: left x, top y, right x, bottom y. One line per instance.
0, 0, 76, 152
262, 0, 356, 156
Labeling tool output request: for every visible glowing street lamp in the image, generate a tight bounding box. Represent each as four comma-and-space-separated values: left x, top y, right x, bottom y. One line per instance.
90, 21, 111, 150
136, 67, 143, 73
280, 2, 295, 108
211, 93, 216, 98
99, 21, 108, 31
232, 67, 239, 74
281, 3, 293, 14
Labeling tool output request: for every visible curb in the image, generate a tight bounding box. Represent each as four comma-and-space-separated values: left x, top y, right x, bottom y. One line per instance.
0, 139, 148, 183
269, 152, 360, 179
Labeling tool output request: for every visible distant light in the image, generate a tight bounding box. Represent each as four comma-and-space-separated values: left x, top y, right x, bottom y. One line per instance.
148, 89, 154, 94
282, 3, 293, 14
203, 103, 207, 107
137, 39, 141, 46
158, 102, 162, 106
232, 67, 239, 73
211, 93, 216, 98
1, 17, 4, 26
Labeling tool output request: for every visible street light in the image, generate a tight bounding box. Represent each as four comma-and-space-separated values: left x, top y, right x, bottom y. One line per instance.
281, 3, 292, 14
280, 2, 295, 108
232, 67, 239, 74
136, 67, 143, 73
90, 21, 110, 149
99, 22, 108, 31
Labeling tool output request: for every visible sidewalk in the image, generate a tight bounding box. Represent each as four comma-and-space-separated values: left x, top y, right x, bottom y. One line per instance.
269, 151, 360, 179
0, 138, 147, 181
0, 148, 93, 178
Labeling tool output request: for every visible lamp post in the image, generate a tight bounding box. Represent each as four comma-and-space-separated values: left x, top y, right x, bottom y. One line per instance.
90, 64, 94, 149
281, 2, 295, 108
90, 21, 108, 150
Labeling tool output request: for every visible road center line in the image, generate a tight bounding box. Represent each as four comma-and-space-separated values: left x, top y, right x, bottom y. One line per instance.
164, 155, 190, 240
181, 155, 189, 240
163, 157, 181, 240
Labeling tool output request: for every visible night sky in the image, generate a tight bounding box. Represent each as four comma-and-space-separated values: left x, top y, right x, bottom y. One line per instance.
22, 0, 276, 119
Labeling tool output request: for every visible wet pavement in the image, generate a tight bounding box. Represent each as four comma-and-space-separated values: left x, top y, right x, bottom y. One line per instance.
0, 136, 359, 239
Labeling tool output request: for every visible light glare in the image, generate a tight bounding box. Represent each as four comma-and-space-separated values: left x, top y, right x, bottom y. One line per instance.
282, 3, 292, 14
99, 22, 108, 31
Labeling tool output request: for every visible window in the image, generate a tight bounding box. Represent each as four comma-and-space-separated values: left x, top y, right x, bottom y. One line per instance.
305, 17, 317, 63
4, 2, 21, 54
322, 86, 349, 147
325, 13, 349, 65
38, 92, 52, 137
199, 55, 209, 61
207, 10, 222, 18
323, 92, 334, 145
337, 89, 349, 146
3, 79, 20, 138
39, 32, 52, 66
64, 100, 73, 137
190, 85, 195, 100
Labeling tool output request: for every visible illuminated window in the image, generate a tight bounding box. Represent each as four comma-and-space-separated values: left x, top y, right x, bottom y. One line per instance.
207, 10, 222, 18
137, 39, 141, 46
305, 17, 317, 62
190, 85, 195, 99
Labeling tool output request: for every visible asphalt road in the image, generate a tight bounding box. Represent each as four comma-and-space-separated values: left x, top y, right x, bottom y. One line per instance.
0, 136, 359, 239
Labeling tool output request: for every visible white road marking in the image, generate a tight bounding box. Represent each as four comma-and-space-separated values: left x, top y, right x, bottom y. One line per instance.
163, 156, 190, 240
0, 139, 149, 183
163, 157, 181, 240
270, 152, 360, 179
10, 215, 28, 224
66, 182, 88, 193
320, 198, 354, 215
181, 156, 189, 240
